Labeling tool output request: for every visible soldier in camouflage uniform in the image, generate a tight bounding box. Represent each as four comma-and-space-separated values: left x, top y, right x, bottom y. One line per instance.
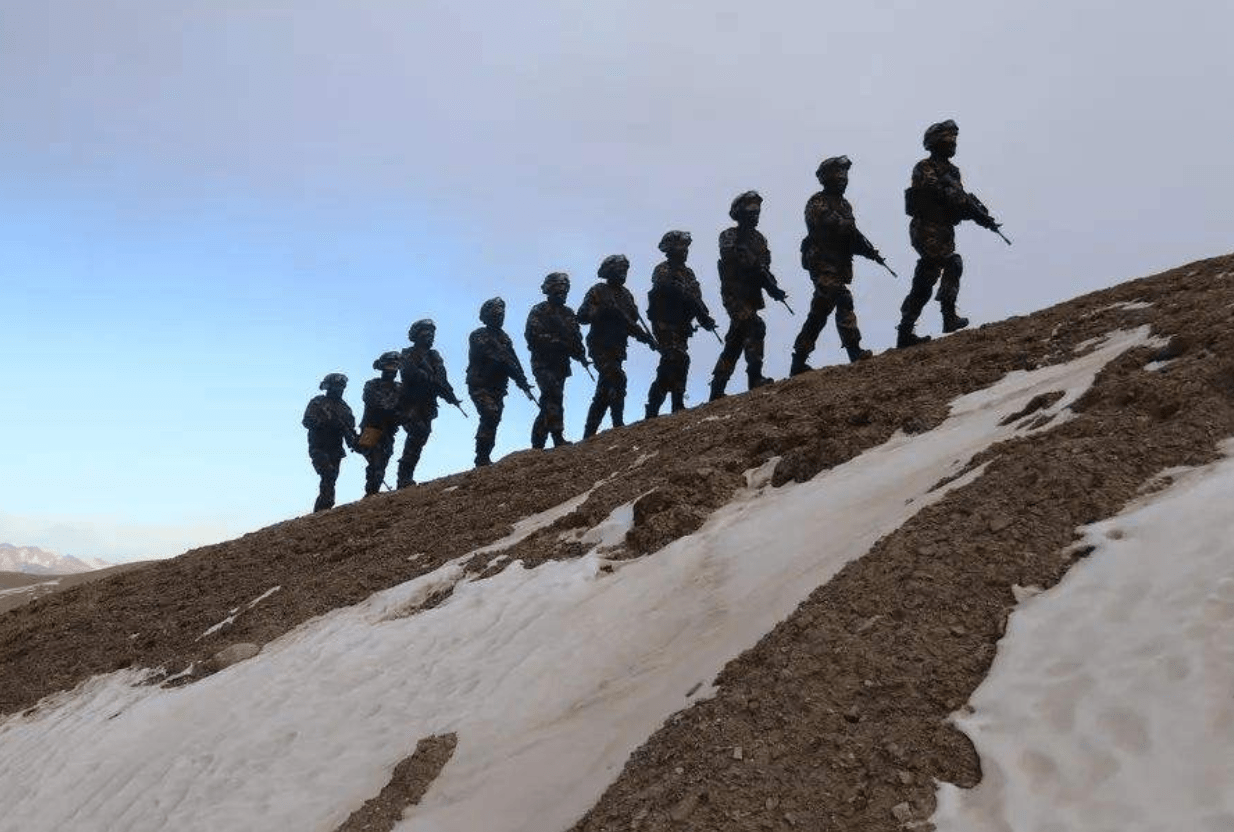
397, 319, 462, 487
790, 156, 885, 374
301, 372, 358, 512
645, 230, 717, 417
525, 273, 589, 449
898, 119, 1005, 348
709, 191, 788, 400
467, 297, 534, 466
356, 351, 403, 496
577, 254, 658, 438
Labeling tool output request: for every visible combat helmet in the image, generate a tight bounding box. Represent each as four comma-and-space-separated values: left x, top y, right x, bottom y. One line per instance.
816, 155, 852, 181
407, 319, 436, 342
728, 190, 763, 220
479, 297, 506, 326
658, 230, 692, 253
923, 119, 958, 151
372, 351, 401, 372
597, 254, 629, 280
319, 372, 348, 390
541, 272, 570, 294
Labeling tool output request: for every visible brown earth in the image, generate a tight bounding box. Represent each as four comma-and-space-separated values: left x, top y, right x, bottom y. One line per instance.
334, 733, 457, 832
0, 562, 152, 615
1, 255, 1231, 830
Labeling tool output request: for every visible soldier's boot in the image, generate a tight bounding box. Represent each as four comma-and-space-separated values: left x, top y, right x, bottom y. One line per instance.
746, 361, 774, 390
474, 437, 494, 467
670, 389, 686, 413
611, 402, 625, 428
582, 400, 605, 439
708, 376, 728, 402
896, 323, 931, 349
645, 383, 667, 419
790, 351, 813, 376
845, 344, 873, 363
313, 486, 335, 513
531, 416, 549, 450
551, 430, 572, 447
396, 459, 416, 489
941, 306, 969, 334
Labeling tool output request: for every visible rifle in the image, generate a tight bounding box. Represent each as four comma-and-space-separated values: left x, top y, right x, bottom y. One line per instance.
633, 309, 661, 352
522, 386, 541, 407
581, 359, 596, 381
452, 401, 469, 418
854, 230, 898, 278
776, 295, 795, 316
969, 195, 1012, 246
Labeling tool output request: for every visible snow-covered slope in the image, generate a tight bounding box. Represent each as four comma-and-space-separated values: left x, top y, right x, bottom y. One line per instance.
1, 255, 1232, 832
0, 543, 110, 575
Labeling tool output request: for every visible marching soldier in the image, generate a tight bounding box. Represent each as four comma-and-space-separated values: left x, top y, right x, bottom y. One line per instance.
709, 190, 787, 400
397, 319, 462, 487
577, 254, 657, 438
898, 119, 1009, 347
791, 156, 889, 374
645, 231, 717, 417
467, 297, 534, 466
356, 351, 403, 496
301, 373, 358, 512
525, 273, 588, 449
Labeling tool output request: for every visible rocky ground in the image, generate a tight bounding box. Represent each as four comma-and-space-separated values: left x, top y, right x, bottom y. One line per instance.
2, 254, 1231, 831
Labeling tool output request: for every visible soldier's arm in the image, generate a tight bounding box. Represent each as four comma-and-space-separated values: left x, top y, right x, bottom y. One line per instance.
576, 288, 598, 325
430, 353, 462, 405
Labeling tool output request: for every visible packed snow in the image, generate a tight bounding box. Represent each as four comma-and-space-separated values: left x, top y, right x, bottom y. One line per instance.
932, 441, 1234, 832
0, 328, 1179, 832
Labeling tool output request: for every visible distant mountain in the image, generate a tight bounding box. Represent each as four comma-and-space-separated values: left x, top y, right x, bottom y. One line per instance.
0, 543, 111, 575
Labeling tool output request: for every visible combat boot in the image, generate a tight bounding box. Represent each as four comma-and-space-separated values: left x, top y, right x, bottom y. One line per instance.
941, 309, 969, 334
611, 403, 625, 428
551, 431, 573, 447
747, 362, 774, 390
896, 325, 931, 349
645, 383, 666, 419
845, 345, 873, 363
474, 438, 494, 467
789, 352, 813, 376
582, 400, 605, 439
670, 390, 686, 413
531, 422, 548, 450
708, 378, 727, 402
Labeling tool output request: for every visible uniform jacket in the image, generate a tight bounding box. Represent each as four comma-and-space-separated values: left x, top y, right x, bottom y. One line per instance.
302, 395, 355, 456
717, 226, 780, 317
647, 262, 712, 330
802, 192, 879, 281
399, 346, 458, 418
577, 282, 644, 348
360, 377, 403, 431
467, 326, 529, 394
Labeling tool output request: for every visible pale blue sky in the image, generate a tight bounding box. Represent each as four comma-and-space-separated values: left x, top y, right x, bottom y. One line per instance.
3, 0, 1231, 561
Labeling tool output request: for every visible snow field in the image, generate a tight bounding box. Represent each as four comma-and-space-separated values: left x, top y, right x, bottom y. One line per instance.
932, 440, 1234, 832
0, 329, 1158, 832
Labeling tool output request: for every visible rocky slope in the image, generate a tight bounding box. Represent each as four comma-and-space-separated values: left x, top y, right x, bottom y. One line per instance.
1, 254, 1231, 831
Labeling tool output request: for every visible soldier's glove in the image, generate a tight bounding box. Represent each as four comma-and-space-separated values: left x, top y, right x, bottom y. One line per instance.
769, 287, 788, 303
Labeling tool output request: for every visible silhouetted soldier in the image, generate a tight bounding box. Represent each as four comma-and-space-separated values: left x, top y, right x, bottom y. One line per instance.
467, 297, 534, 466
525, 273, 588, 448
645, 231, 717, 417
397, 319, 461, 487
898, 119, 1007, 347
355, 351, 403, 496
302, 372, 358, 512
709, 191, 787, 400
577, 254, 658, 437
791, 156, 888, 374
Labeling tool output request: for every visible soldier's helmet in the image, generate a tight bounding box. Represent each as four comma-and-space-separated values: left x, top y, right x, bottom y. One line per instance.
541, 272, 570, 294
407, 319, 436, 342
728, 190, 763, 220
816, 155, 852, 181
319, 372, 348, 390
480, 297, 506, 326
597, 254, 629, 279
372, 351, 402, 372
923, 119, 959, 151
658, 230, 692, 253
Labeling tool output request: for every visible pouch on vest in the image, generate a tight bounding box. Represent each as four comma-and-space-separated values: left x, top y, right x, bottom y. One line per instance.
356, 426, 385, 450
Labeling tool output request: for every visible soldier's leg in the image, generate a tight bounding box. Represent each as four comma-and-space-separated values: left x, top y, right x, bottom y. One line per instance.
397, 417, 432, 488
832, 285, 871, 362
609, 365, 628, 427
472, 389, 502, 466
364, 431, 396, 495
646, 331, 679, 418
531, 369, 552, 448
312, 450, 341, 512
585, 353, 620, 438
791, 288, 833, 375
537, 370, 570, 446
897, 259, 941, 347
935, 253, 968, 332
670, 349, 691, 412
709, 318, 745, 400
744, 315, 771, 389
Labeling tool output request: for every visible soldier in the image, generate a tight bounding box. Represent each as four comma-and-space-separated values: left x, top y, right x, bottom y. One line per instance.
790, 156, 888, 374
355, 351, 403, 496
525, 273, 588, 449
709, 191, 788, 400
577, 254, 658, 438
645, 230, 717, 417
301, 372, 358, 512
467, 297, 534, 466
397, 319, 462, 487
898, 119, 1007, 347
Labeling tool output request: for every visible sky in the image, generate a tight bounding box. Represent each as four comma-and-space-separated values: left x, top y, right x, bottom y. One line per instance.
2, 0, 1232, 561
5, 329, 1230, 830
